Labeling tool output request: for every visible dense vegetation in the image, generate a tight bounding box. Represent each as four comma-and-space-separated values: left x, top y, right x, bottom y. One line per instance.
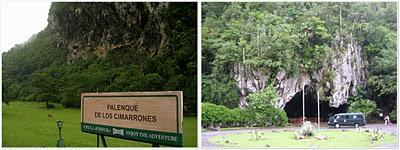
202, 102, 287, 128
348, 98, 377, 119
202, 85, 288, 128
2, 3, 197, 114
202, 102, 254, 128
202, 2, 396, 122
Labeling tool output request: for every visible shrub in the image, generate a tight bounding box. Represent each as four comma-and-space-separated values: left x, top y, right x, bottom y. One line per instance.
249, 105, 288, 127
230, 108, 244, 127
369, 128, 384, 141
390, 108, 397, 123
201, 102, 230, 128
242, 108, 256, 126
202, 99, 288, 128
247, 84, 288, 127
298, 121, 315, 136
230, 107, 256, 127
247, 84, 279, 106
348, 99, 377, 118
201, 85, 289, 128
272, 108, 289, 127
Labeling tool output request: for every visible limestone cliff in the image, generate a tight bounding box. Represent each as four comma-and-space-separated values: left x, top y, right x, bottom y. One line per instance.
47, 2, 170, 62
233, 33, 368, 109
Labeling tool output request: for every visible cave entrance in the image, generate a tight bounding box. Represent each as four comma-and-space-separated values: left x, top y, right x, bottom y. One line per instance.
284, 89, 348, 125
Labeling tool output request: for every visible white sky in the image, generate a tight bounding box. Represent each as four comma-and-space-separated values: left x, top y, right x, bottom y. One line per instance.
0, 0, 52, 53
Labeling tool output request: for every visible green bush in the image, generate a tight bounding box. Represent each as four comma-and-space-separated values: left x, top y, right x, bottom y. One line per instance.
272, 108, 289, 127
202, 102, 230, 127
202, 84, 289, 128
248, 105, 288, 127
348, 99, 378, 119
202, 102, 217, 127
390, 108, 397, 123
202, 102, 271, 128
247, 84, 288, 127
247, 84, 279, 106
230, 108, 255, 127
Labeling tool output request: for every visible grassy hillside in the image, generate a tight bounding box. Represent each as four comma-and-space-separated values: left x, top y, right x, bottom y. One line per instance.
2, 102, 197, 147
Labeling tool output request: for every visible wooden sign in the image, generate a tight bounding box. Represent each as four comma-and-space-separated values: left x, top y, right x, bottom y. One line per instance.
80, 91, 183, 147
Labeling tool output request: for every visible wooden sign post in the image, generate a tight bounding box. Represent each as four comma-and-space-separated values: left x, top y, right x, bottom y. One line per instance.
81, 91, 183, 147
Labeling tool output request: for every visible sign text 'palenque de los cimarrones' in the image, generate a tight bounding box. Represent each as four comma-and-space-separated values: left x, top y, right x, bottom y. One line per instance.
95, 104, 157, 122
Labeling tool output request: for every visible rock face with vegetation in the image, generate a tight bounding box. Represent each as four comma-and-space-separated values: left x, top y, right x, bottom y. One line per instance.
2, 2, 197, 114
48, 2, 170, 61
234, 33, 368, 109
326, 33, 368, 107
203, 2, 396, 118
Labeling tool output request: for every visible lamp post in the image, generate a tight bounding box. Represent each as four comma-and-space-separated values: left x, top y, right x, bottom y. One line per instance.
303, 82, 305, 123
57, 120, 64, 147
300, 64, 305, 123
317, 90, 320, 130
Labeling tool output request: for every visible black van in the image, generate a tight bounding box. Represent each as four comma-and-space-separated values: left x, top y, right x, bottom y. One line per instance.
328, 113, 366, 128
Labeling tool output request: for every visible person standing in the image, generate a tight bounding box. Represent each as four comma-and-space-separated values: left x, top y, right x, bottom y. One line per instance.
384, 115, 392, 127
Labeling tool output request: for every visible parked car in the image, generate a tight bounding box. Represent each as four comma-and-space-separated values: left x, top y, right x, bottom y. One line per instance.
328, 113, 366, 128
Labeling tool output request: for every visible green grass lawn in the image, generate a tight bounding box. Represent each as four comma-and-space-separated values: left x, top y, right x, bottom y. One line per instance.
3, 102, 197, 147
209, 129, 396, 148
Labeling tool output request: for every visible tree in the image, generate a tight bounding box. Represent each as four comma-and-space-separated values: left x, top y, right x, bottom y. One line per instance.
247, 84, 288, 127
348, 99, 378, 119
202, 75, 240, 108
30, 69, 59, 108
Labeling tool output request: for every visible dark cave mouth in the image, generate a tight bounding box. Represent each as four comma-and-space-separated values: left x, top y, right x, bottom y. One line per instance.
283, 90, 348, 122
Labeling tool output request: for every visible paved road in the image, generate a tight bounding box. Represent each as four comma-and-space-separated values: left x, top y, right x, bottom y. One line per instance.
201, 123, 398, 148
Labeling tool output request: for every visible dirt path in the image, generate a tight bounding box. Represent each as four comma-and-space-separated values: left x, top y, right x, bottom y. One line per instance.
201, 123, 398, 148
